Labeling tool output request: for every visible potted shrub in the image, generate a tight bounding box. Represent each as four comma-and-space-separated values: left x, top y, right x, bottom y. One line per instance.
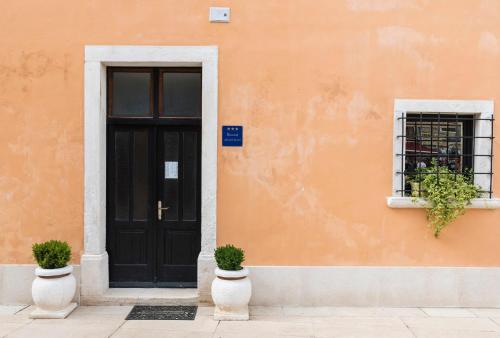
30, 240, 77, 319
412, 161, 480, 237
211, 244, 251, 320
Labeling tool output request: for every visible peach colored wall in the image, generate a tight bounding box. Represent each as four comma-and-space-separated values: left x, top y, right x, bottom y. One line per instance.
1, 0, 500, 266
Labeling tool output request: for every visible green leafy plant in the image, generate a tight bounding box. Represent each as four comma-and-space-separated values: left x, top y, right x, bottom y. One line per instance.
412, 161, 480, 237
407, 167, 427, 197
214, 244, 245, 271
32, 240, 72, 269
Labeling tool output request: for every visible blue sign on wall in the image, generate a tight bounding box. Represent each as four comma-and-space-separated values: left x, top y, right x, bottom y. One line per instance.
222, 126, 243, 147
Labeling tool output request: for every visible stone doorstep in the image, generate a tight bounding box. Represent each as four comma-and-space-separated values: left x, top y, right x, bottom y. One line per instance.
80, 288, 199, 306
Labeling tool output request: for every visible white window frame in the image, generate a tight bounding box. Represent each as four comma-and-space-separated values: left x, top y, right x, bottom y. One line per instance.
387, 99, 500, 209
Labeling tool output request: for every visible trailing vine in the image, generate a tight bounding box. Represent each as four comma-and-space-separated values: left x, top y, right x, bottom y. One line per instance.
411, 161, 480, 237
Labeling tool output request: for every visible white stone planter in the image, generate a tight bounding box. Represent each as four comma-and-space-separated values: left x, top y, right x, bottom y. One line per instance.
211, 267, 252, 320
30, 265, 77, 319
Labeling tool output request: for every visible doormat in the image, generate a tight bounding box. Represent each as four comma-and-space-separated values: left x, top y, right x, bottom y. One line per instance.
125, 305, 197, 320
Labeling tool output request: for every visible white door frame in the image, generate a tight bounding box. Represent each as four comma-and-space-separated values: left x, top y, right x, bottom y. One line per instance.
81, 46, 218, 301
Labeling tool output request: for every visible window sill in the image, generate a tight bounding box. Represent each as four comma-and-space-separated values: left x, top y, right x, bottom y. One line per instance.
387, 197, 500, 209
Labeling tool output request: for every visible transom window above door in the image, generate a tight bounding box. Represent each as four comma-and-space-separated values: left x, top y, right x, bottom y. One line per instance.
107, 67, 202, 120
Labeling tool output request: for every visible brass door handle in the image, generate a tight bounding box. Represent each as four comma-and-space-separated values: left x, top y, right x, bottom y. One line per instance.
157, 200, 169, 220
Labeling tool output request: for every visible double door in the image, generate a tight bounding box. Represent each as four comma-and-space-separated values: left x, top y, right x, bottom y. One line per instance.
107, 125, 201, 287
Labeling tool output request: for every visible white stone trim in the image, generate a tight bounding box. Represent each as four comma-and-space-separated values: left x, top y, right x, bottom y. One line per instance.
387, 196, 500, 209
248, 266, 500, 307
81, 288, 197, 306
0, 264, 80, 305
391, 99, 495, 207
394, 99, 493, 114
82, 45, 218, 301
4, 264, 499, 307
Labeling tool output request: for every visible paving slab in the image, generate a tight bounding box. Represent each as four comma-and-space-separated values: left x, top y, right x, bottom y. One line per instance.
311, 316, 412, 337
214, 334, 313, 338
250, 306, 284, 316
248, 315, 313, 323
282, 306, 427, 318
68, 305, 133, 321
112, 327, 214, 338
282, 307, 340, 317
216, 319, 314, 337
196, 306, 214, 317
421, 307, 476, 317
120, 316, 218, 333
314, 325, 414, 338
410, 327, 500, 338
12, 306, 35, 317
0, 306, 27, 316
0, 323, 30, 338
6, 320, 123, 338
312, 316, 408, 329
471, 308, 500, 318
490, 317, 500, 327
402, 317, 499, 331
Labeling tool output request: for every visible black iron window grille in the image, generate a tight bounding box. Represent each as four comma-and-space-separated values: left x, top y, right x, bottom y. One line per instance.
396, 113, 494, 198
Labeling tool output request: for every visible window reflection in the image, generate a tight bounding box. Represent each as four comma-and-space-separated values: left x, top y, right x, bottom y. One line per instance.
405, 121, 464, 173
403, 114, 474, 197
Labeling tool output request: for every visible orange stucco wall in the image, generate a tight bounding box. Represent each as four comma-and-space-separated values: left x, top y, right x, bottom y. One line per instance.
1, 0, 500, 266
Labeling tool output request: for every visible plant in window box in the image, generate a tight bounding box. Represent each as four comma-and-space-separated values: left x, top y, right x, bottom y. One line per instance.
30, 240, 77, 319
211, 244, 251, 320
412, 161, 480, 237
407, 167, 427, 197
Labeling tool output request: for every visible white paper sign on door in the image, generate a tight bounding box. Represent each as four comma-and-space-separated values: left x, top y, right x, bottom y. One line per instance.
164, 161, 178, 179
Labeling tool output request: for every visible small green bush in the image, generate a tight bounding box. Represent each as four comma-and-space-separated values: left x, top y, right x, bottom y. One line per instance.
32, 240, 71, 269
214, 244, 245, 271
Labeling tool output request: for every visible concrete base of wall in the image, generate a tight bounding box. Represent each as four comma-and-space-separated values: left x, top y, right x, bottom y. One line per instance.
197, 253, 216, 304
248, 266, 500, 307
2, 264, 499, 307
0, 264, 80, 305
80, 253, 108, 298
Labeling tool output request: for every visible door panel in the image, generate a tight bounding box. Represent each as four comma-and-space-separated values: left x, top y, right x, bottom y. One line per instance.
182, 131, 198, 221
132, 130, 150, 220
157, 127, 201, 287
107, 126, 155, 287
114, 130, 130, 221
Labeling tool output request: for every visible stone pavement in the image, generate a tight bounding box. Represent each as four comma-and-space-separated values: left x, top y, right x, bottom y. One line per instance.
1, 305, 500, 337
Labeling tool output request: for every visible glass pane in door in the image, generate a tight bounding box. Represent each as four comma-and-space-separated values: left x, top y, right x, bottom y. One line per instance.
111, 71, 152, 117
161, 72, 201, 117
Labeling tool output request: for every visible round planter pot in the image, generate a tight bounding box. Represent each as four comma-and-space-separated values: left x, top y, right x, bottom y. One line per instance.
211, 267, 252, 321
31, 265, 77, 319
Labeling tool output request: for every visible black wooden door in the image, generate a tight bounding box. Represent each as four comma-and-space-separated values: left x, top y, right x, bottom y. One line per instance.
107, 126, 155, 287
156, 127, 201, 287
107, 125, 201, 287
